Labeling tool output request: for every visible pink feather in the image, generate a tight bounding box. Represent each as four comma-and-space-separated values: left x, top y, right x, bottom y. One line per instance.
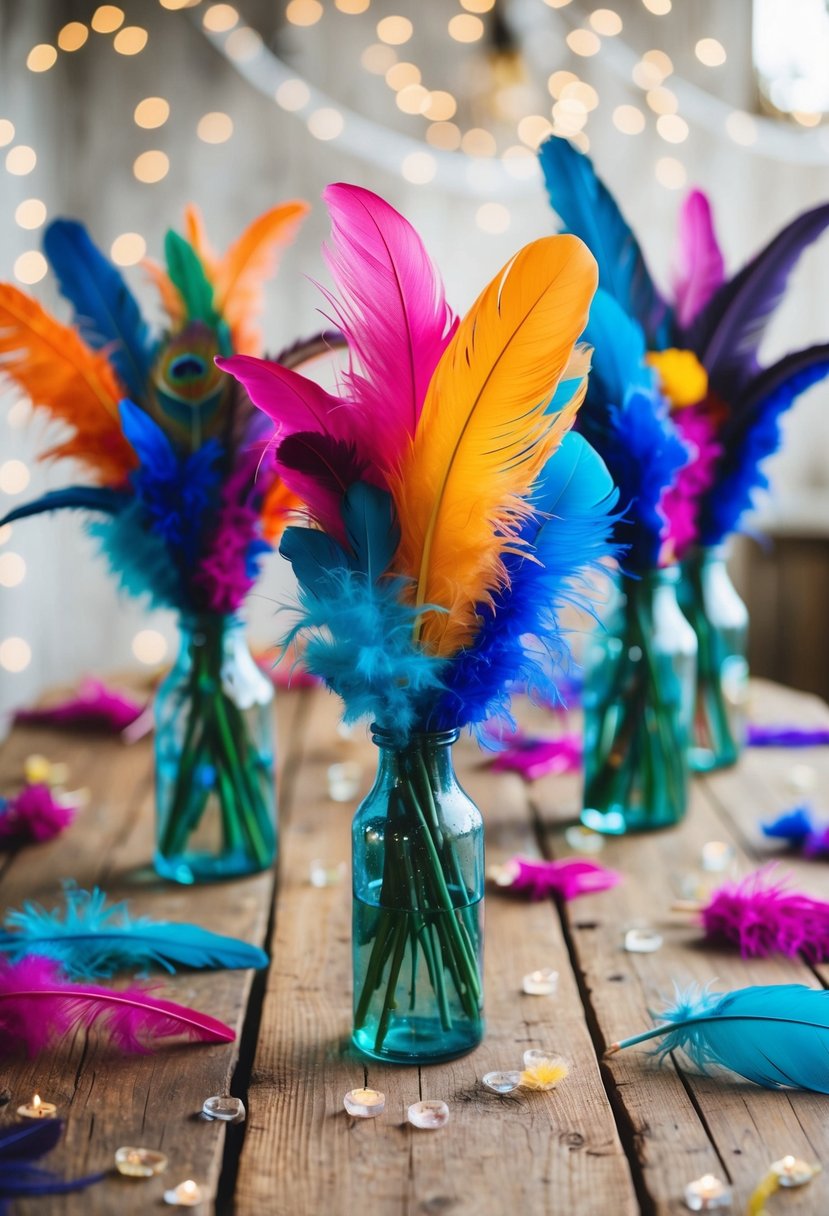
275, 431, 372, 542
0, 956, 235, 1055
660, 403, 723, 561
216, 354, 354, 445
700, 867, 829, 963
320, 182, 458, 467
0, 785, 75, 845
14, 679, 145, 733
490, 733, 582, 780
495, 856, 621, 901
672, 189, 726, 330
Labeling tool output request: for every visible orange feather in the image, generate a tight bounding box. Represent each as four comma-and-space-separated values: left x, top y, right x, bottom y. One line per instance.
184, 203, 219, 280
261, 477, 301, 542
0, 285, 135, 484
390, 234, 597, 657
142, 258, 185, 329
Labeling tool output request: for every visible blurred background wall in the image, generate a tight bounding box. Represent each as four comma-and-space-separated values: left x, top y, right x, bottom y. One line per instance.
1, 0, 829, 721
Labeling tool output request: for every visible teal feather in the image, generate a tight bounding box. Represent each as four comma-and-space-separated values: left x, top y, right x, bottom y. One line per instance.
0, 886, 268, 978
1, 486, 128, 527
613, 982, 829, 1093
341, 481, 399, 580
164, 230, 219, 327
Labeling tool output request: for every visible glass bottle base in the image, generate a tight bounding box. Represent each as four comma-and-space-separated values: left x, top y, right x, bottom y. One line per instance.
352, 1017, 483, 1065
689, 744, 737, 774
580, 806, 682, 835
153, 848, 274, 885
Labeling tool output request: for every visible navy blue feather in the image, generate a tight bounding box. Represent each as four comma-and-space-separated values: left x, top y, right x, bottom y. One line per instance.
0, 1120, 104, 1213
0, 486, 128, 527
539, 136, 670, 346
0, 885, 268, 978
42, 219, 154, 402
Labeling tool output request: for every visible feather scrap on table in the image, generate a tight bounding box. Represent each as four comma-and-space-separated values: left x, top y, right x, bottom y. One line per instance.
13, 679, 145, 734
748, 724, 829, 747
0, 785, 75, 847
0, 1121, 105, 1215
0, 956, 235, 1056
489, 732, 582, 779
689, 866, 829, 962
0, 885, 268, 978
762, 806, 829, 857
490, 856, 621, 900
606, 981, 829, 1092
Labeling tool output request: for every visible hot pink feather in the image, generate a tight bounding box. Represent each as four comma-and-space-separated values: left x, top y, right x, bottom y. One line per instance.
672, 189, 726, 330
14, 679, 144, 733
660, 403, 723, 560
496, 857, 621, 901
216, 354, 353, 446
700, 867, 829, 963
0, 956, 235, 1055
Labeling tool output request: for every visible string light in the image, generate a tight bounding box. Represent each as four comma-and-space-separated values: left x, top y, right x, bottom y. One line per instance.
548, 70, 578, 98
275, 78, 310, 110
360, 43, 397, 74
197, 111, 234, 142
461, 0, 494, 10
476, 202, 510, 234
335, 0, 371, 11
448, 14, 484, 42
0, 120, 14, 147
562, 81, 599, 110
225, 27, 262, 61
385, 62, 420, 90
501, 145, 537, 179
589, 9, 622, 36
0, 524, 11, 544
376, 16, 413, 45
793, 111, 821, 127
114, 26, 148, 54
655, 155, 686, 188
26, 45, 58, 72
426, 121, 461, 150
396, 84, 429, 115
286, 0, 323, 27
424, 90, 457, 120
0, 461, 31, 495
203, 4, 238, 31
5, 146, 36, 175
461, 127, 497, 155
159, 0, 201, 9
657, 113, 689, 142
133, 150, 169, 183
695, 38, 726, 67
552, 99, 587, 134
517, 114, 553, 148
14, 199, 47, 229
566, 29, 601, 56
111, 233, 147, 265
307, 107, 344, 139
612, 104, 645, 134
0, 553, 26, 588
91, 6, 125, 34
13, 253, 47, 285
0, 638, 32, 674
643, 49, 673, 77
134, 97, 170, 127
58, 22, 89, 51
401, 151, 437, 183
132, 630, 168, 666
543, 0, 573, 7
646, 86, 678, 114
642, 0, 671, 13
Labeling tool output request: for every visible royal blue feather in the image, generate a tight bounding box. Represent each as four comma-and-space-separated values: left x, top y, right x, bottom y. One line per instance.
0, 486, 128, 527
431, 433, 620, 732
0, 886, 268, 978
613, 982, 829, 1092
762, 805, 816, 846
42, 219, 154, 402
0, 1120, 104, 1213
539, 136, 670, 346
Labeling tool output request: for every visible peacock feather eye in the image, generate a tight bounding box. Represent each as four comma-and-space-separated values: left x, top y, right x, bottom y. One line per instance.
151, 321, 230, 444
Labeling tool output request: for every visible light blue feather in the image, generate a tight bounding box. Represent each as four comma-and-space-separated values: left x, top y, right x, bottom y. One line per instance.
0, 886, 267, 978
42, 219, 154, 402
583, 290, 653, 407
616, 982, 829, 1092
0, 486, 128, 527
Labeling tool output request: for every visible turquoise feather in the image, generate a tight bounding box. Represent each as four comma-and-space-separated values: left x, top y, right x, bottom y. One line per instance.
0, 886, 268, 978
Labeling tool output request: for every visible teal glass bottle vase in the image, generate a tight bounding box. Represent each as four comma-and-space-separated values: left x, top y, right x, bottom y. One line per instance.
581, 568, 697, 833
680, 547, 749, 772
352, 727, 484, 1064
154, 613, 277, 884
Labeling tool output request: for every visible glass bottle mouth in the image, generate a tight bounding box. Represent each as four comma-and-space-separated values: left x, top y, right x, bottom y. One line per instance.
621, 565, 681, 588
370, 724, 460, 749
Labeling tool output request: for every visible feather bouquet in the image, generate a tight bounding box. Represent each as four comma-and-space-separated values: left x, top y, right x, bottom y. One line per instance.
220, 182, 619, 1062
0, 202, 313, 882
541, 136, 829, 772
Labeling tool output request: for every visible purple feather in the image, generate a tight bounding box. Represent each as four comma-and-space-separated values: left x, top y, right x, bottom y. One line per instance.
0, 1120, 105, 1211
749, 723, 829, 748
726, 343, 829, 437
276, 431, 373, 543
672, 189, 725, 329
700, 868, 829, 963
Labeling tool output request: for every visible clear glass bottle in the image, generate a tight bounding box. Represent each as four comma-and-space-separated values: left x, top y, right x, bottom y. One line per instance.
680, 547, 749, 772
352, 727, 484, 1064
154, 613, 276, 883
581, 568, 697, 833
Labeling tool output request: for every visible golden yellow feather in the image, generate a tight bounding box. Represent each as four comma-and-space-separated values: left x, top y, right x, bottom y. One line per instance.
390, 234, 597, 657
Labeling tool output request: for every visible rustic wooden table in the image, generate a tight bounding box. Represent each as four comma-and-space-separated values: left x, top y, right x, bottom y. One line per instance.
2, 680, 829, 1215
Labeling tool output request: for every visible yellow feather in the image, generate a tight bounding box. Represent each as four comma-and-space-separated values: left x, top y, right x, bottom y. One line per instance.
390, 234, 597, 657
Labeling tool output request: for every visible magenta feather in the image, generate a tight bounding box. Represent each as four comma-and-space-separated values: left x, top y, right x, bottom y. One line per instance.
699, 868, 829, 963
672, 189, 725, 330
489, 733, 582, 780
216, 353, 353, 444
0, 785, 75, 846
0, 956, 235, 1055
495, 856, 621, 901
320, 182, 458, 467
14, 679, 145, 734
275, 431, 372, 542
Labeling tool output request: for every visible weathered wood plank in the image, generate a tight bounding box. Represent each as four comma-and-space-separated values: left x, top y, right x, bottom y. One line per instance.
236, 691, 638, 1216
0, 687, 306, 1215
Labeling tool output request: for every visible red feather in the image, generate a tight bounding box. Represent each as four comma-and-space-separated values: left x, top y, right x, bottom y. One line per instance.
699, 867, 829, 963
0, 956, 235, 1055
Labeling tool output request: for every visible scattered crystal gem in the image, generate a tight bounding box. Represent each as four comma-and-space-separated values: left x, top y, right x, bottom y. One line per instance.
683, 1173, 732, 1211
115, 1146, 169, 1178
326, 761, 362, 802
407, 1099, 449, 1129
201, 1095, 245, 1123
487, 860, 520, 887
700, 841, 735, 873
788, 764, 817, 793
481, 1071, 521, 1094
522, 968, 559, 996
163, 1180, 205, 1206
624, 927, 663, 953
771, 1155, 820, 1187
343, 1088, 385, 1118
309, 859, 347, 888
564, 826, 605, 854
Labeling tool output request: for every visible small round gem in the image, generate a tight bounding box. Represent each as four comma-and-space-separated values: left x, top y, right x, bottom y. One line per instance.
682, 1173, 732, 1210
115, 1146, 168, 1177
700, 841, 735, 873
407, 1099, 449, 1129
771, 1156, 820, 1187
481, 1070, 521, 1094
202, 1095, 245, 1123
343, 1087, 385, 1118
624, 927, 663, 953
522, 968, 559, 996
564, 826, 605, 854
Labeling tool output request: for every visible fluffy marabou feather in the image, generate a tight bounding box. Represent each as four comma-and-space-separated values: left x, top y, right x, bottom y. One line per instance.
14, 679, 144, 733
495, 856, 621, 901
321, 183, 457, 466
699, 868, 829, 964
0, 784, 75, 846
0, 485, 128, 527
42, 219, 154, 402
88, 504, 183, 610
611, 982, 829, 1092
0, 955, 234, 1056
538, 135, 669, 346
489, 732, 582, 779
164, 230, 218, 326
430, 431, 619, 730
0, 1121, 104, 1210
762, 806, 815, 845
276, 431, 372, 543
672, 190, 725, 330
392, 235, 597, 657
0, 885, 268, 977
212, 201, 308, 354
688, 202, 829, 397
697, 358, 829, 545
0, 285, 134, 484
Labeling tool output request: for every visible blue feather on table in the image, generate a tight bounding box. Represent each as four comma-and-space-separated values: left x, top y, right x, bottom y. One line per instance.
0, 885, 268, 978
0, 1120, 104, 1214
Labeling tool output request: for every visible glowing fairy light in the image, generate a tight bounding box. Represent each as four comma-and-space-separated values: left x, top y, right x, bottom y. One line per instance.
613, 105, 645, 134
448, 14, 484, 41
462, 127, 497, 155
133, 151, 169, 183
462, 0, 494, 10
203, 4, 239, 31
395, 84, 429, 115
385, 62, 421, 91
111, 233, 147, 265
476, 203, 510, 234
26, 45, 58, 72
695, 37, 726, 67
424, 91, 457, 120
307, 108, 344, 140
657, 113, 689, 142
13, 253, 48, 285
0, 637, 32, 673
646, 86, 678, 114
132, 630, 168, 666
655, 155, 687, 188
134, 97, 170, 128
501, 144, 537, 179
5, 146, 36, 176
0, 524, 11, 544
562, 81, 599, 111
517, 114, 553, 148
590, 9, 622, 36
643, 49, 673, 78
376, 16, 413, 45
642, 0, 671, 12
275, 79, 310, 110
224, 27, 262, 61
336, 0, 370, 11
567, 29, 601, 56
426, 121, 461, 150
5, 402, 28, 429
0, 460, 31, 494
91, 6, 125, 34
0, 553, 26, 588
15, 199, 47, 230
286, 0, 323, 26
58, 23, 89, 51
401, 151, 437, 183
114, 26, 148, 54
552, 100, 587, 135
361, 43, 397, 73
197, 111, 234, 142
0, 120, 14, 147
548, 70, 578, 98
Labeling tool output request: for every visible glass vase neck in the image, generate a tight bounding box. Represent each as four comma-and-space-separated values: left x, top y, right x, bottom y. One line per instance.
370, 725, 460, 751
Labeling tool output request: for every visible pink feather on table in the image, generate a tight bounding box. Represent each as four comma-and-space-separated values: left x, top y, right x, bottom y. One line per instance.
494, 856, 622, 901
700, 867, 829, 963
14, 679, 145, 733
0, 785, 75, 845
490, 734, 582, 780
672, 188, 726, 330
320, 182, 458, 467
0, 956, 235, 1056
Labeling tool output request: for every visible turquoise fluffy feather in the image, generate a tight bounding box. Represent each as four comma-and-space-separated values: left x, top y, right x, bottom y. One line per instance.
610, 982, 829, 1092
0, 885, 268, 978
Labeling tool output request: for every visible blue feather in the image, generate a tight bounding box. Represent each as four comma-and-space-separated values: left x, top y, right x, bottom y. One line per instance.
0, 1121, 62, 1161
761, 805, 816, 845
432, 433, 621, 732
613, 982, 829, 1093
582, 290, 652, 408
538, 136, 670, 346
42, 219, 154, 402
341, 481, 399, 581
0, 1120, 104, 1211
0, 885, 268, 978
0, 486, 128, 527
87, 502, 184, 611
